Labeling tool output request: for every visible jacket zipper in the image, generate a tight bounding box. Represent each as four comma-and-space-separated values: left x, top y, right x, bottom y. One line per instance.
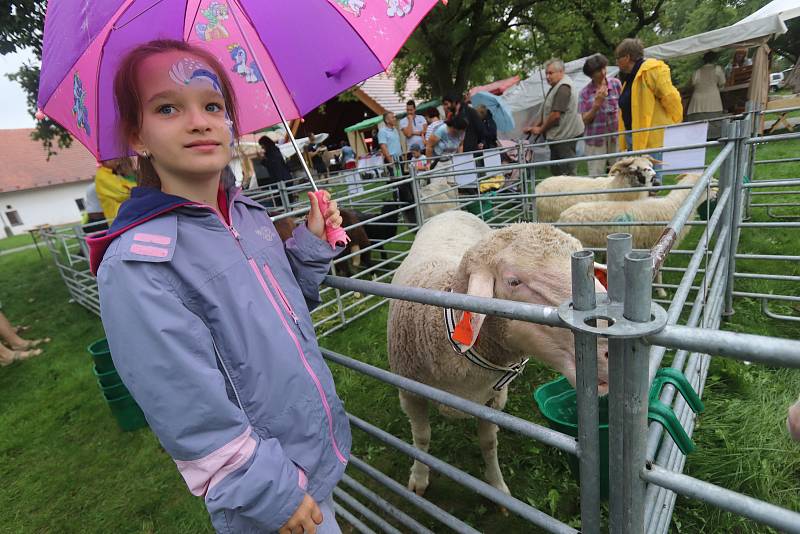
190, 194, 347, 465
261, 263, 306, 339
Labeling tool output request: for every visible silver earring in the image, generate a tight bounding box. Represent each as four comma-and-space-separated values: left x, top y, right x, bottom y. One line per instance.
141, 150, 150, 159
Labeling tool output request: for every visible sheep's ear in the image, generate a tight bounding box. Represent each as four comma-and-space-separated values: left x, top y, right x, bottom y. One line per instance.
453, 270, 493, 351
646, 155, 664, 165
610, 157, 635, 174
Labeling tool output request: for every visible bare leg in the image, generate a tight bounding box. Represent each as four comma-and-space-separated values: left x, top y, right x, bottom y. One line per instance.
0, 343, 41, 367
399, 391, 431, 496
0, 311, 49, 350
479, 389, 510, 496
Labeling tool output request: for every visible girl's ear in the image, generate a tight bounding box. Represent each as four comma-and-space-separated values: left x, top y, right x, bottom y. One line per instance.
130, 131, 147, 157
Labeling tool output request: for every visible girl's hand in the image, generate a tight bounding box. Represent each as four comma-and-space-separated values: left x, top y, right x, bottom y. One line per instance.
306, 190, 342, 241
279, 494, 322, 534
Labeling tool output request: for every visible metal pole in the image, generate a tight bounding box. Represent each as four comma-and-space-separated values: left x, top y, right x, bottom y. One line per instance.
570, 250, 601, 534
615, 250, 653, 534
409, 165, 424, 226
605, 233, 630, 532
724, 118, 749, 317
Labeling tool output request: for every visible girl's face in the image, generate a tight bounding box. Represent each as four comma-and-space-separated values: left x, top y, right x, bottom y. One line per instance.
131, 50, 233, 184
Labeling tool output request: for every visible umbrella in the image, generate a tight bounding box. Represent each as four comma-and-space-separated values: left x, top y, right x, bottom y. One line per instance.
37, 0, 442, 245
470, 91, 515, 133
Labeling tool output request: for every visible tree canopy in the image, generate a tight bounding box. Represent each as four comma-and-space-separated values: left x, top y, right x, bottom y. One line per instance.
2, 0, 795, 156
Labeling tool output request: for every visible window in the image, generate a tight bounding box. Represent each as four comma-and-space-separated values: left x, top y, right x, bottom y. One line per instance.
75, 198, 85, 211
5, 210, 22, 226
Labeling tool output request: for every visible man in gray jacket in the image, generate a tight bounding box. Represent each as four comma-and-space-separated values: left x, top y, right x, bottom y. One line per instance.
524, 58, 585, 175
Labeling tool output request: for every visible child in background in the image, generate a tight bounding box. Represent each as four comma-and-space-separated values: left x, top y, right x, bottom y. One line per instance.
87, 39, 350, 534
409, 144, 429, 172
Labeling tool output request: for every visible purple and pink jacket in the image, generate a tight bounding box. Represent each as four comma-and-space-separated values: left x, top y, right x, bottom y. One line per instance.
87, 185, 351, 533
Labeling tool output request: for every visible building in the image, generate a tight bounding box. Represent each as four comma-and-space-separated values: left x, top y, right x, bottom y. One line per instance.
0, 129, 97, 236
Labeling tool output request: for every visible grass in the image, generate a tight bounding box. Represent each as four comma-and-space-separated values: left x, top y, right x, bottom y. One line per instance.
0, 139, 798, 533
0, 232, 34, 253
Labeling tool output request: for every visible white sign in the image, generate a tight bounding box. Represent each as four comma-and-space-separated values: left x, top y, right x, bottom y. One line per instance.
452, 153, 478, 187
661, 122, 708, 174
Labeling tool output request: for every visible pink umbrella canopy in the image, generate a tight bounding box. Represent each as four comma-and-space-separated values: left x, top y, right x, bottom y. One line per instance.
38, 0, 441, 161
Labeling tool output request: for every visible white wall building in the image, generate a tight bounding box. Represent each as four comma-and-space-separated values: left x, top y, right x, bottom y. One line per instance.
0, 129, 96, 236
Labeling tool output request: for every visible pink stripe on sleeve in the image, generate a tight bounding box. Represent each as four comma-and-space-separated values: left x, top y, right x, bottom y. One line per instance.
133, 232, 172, 245
298, 467, 308, 490
174, 426, 257, 497
129, 244, 169, 258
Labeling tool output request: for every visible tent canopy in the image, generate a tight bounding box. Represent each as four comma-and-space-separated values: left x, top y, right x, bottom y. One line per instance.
343, 99, 440, 133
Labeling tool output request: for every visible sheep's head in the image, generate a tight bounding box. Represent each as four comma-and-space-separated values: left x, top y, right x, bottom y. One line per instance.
610, 156, 658, 188
452, 223, 609, 394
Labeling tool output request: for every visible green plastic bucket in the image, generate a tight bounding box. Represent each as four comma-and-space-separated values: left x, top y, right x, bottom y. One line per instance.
88, 338, 115, 374
106, 394, 148, 432
100, 381, 130, 402
93, 366, 123, 388
534, 376, 610, 499
465, 190, 497, 220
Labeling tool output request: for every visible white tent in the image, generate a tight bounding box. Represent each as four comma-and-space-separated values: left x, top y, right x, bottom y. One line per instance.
501, 0, 799, 138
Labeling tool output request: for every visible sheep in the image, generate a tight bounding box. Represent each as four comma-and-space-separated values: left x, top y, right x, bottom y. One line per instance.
789, 398, 800, 441
334, 209, 371, 277
357, 203, 399, 266
555, 173, 711, 297
419, 178, 459, 220
534, 156, 657, 222
388, 210, 609, 497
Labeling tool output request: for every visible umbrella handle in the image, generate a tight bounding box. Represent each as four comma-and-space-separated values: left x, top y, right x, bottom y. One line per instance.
312, 190, 350, 249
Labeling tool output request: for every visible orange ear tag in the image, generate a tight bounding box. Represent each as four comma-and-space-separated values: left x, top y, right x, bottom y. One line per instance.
453, 311, 474, 345
594, 267, 608, 290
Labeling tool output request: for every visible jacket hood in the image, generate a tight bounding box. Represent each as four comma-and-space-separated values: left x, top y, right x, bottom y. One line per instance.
86, 186, 194, 275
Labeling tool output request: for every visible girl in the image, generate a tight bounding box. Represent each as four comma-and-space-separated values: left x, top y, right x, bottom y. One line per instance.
87, 40, 349, 534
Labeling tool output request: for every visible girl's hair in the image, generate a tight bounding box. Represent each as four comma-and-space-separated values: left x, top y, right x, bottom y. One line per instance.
113, 39, 241, 188
445, 116, 468, 131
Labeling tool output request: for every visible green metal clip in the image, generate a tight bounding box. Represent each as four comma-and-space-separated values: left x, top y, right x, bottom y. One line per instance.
647, 368, 706, 455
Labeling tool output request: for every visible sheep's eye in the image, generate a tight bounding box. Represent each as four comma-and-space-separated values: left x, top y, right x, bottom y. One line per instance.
507, 278, 521, 287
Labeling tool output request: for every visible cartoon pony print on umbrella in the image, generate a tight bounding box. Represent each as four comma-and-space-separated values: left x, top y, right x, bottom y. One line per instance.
335, 0, 366, 16
72, 72, 90, 136
334, 0, 414, 17
195, 1, 230, 41
228, 44, 263, 84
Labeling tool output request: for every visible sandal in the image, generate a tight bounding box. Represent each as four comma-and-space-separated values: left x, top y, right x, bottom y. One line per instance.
0, 348, 42, 367
10, 337, 51, 350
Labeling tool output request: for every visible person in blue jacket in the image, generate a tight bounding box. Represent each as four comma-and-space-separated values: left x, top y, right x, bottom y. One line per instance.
87, 39, 350, 534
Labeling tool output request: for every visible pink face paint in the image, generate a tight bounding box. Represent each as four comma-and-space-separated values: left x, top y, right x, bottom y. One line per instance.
169, 57, 234, 146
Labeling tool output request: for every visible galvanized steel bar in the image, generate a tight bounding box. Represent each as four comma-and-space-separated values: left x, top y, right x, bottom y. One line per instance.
333, 501, 377, 534
339, 475, 433, 534
322, 349, 578, 454
606, 234, 630, 532
348, 457, 480, 534
323, 276, 564, 327
641, 464, 800, 534
647, 324, 800, 367
348, 414, 578, 534
332, 487, 404, 534
570, 250, 601, 534
616, 251, 653, 534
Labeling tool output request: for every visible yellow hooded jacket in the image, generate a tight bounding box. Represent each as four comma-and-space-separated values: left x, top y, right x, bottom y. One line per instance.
619, 58, 683, 151
95, 166, 135, 223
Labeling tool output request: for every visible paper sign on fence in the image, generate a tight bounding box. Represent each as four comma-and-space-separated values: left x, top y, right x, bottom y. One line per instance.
661, 122, 708, 174
452, 154, 478, 187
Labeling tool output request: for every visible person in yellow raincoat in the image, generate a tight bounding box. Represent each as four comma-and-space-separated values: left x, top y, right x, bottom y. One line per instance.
94, 159, 136, 224
615, 38, 683, 191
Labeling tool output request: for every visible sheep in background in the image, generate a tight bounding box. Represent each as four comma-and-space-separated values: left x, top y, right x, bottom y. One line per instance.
535, 156, 657, 222
419, 178, 459, 220
388, 211, 609, 497
556, 173, 711, 297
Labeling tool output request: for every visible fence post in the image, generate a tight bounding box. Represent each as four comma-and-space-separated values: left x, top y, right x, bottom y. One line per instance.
570, 250, 601, 534
723, 117, 750, 318
620, 250, 653, 534
518, 139, 532, 221
277, 180, 291, 211
409, 165, 424, 227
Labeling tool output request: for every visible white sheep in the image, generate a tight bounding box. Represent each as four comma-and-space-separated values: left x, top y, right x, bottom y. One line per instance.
534, 156, 657, 222
388, 211, 609, 497
418, 178, 459, 220
556, 173, 711, 297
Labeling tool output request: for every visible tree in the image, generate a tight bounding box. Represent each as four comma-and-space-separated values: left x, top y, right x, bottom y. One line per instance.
1, 0, 72, 156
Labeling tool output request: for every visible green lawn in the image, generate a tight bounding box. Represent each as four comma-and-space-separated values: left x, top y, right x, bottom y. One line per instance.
0, 232, 34, 253
0, 138, 798, 533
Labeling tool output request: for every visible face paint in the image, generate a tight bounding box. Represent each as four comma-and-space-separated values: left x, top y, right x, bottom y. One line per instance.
169, 57, 223, 94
